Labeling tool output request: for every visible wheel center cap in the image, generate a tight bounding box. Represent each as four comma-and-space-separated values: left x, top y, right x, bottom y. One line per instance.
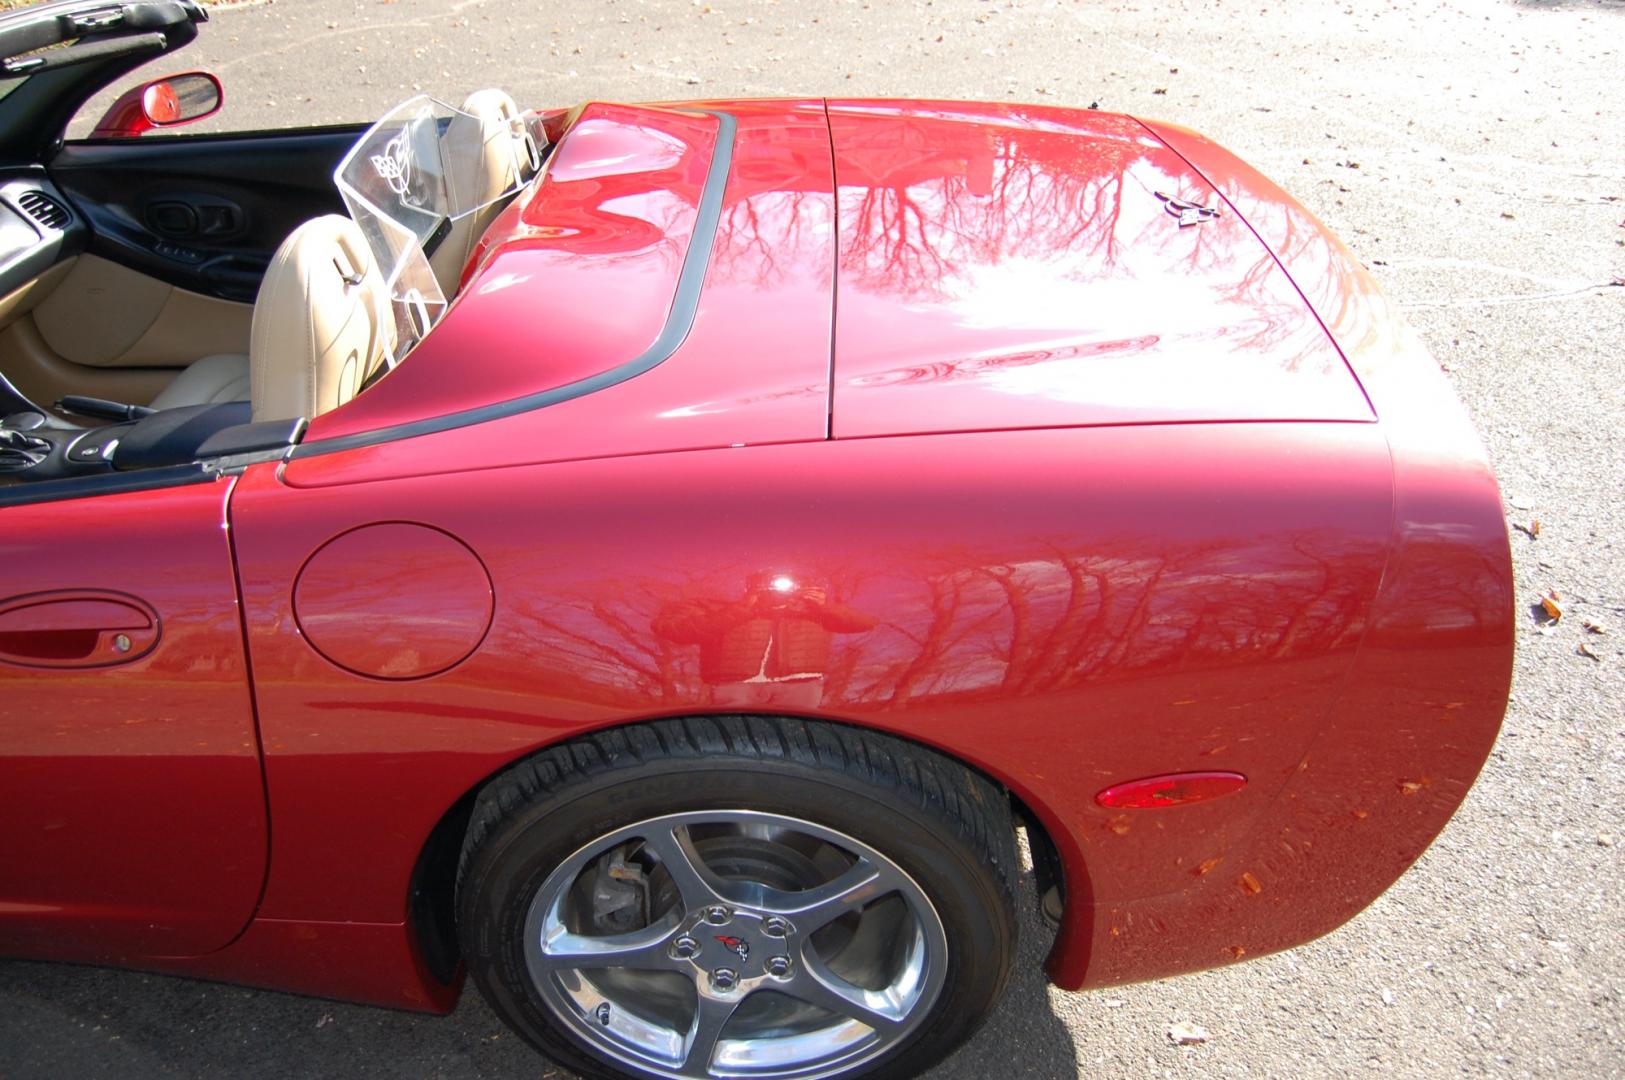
713, 933, 751, 961
672, 908, 798, 984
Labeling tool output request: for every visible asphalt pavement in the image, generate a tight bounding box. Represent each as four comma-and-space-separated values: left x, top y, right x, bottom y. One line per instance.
4, 0, 1624, 1077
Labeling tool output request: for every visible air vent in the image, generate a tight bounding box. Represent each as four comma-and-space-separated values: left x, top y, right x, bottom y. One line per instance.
17, 191, 70, 230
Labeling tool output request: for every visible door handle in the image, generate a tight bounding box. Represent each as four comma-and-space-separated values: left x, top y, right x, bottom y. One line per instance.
146, 196, 245, 241
0, 591, 160, 668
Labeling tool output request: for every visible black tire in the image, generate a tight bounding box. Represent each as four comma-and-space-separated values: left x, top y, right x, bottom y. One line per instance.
456, 715, 1019, 1080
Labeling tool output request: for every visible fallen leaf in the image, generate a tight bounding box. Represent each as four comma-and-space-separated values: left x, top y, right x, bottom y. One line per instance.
1168, 1021, 1209, 1046
1577, 642, 1602, 662
1540, 590, 1564, 621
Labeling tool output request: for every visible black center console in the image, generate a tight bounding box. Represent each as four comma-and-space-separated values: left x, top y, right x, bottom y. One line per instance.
0, 399, 245, 482
0, 398, 305, 492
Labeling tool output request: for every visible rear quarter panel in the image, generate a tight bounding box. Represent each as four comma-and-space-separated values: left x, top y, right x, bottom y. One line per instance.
225, 416, 1392, 995
1060, 119, 1518, 988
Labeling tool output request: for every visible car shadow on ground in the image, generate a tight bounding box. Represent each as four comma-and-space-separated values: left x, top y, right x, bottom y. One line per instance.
0, 866, 1079, 1079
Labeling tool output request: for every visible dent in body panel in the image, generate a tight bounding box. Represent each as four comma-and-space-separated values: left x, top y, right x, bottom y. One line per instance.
229, 419, 1392, 1000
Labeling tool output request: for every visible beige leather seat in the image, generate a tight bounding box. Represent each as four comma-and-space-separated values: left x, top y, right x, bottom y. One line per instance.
246, 214, 390, 423
155, 88, 533, 413
149, 351, 250, 410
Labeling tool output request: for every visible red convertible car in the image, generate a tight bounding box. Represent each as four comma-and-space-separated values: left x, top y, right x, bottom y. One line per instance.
0, 3, 1513, 1078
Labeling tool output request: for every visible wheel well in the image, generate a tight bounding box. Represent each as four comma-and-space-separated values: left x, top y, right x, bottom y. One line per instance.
407, 785, 476, 985
405, 713, 1071, 980
1009, 790, 1066, 927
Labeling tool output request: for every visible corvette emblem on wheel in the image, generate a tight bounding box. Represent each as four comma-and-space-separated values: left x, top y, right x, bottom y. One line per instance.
715, 934, 751, 960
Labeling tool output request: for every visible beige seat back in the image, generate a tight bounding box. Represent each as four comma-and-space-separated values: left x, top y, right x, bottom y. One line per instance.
250, 214, 389, 423
430, 89, 534, 295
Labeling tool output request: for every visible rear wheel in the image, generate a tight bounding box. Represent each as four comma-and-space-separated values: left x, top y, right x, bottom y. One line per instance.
456, 716, 1019, 1080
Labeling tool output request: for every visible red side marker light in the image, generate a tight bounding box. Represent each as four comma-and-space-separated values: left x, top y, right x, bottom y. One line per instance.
1096, 771, 1248, 809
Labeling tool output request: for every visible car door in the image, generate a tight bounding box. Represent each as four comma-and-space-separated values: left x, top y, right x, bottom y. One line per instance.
47, 125, 359, 304
0, 471, 267, 961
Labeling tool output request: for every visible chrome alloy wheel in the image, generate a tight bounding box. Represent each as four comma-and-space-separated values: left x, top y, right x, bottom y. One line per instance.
522, 810, 949, 1079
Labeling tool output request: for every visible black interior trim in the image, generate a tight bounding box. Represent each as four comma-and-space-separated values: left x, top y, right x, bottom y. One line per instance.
0, 369, 36, 416
110, 399, 248, 470
289, 109, 738, 461
0, 460, 211, 509
0, 170, 87, 300
197, 416, 304, 459
2, 31, 167, 77
49, 125, 360, 301
65, 121, 369, 148
0, 0, 204, 165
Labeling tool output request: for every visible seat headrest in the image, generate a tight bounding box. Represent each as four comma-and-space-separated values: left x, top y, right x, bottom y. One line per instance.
250, 214, 389, 423
430, 88, 536, 295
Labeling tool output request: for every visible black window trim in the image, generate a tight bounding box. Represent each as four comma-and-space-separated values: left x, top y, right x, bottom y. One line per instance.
0, 109, 734, 508
287, 108, 737, 461
0, 461, 215, 509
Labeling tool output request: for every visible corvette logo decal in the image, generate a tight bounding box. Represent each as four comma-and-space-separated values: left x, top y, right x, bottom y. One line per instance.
1155, 190, 1222, 228
370, 133, 413, 198
714, 935, 750, 960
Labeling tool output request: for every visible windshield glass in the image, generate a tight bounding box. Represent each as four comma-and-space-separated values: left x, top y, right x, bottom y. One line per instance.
334, 94, 534, 367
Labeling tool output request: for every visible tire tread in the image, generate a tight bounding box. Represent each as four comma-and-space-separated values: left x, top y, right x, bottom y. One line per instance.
457, 715, 1018, 918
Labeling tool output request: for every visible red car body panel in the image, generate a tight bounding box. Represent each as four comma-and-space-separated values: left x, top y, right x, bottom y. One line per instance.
1043, 118, 1515, 987
305, 100, 836, 467
0, 98, 1513, 1013
823, 100, 1373, 436
0, 478, 268, 960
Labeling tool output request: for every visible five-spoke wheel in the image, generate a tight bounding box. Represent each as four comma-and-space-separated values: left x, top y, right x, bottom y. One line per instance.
524, 811, 946, 1077
457, 717, 1018, 1080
